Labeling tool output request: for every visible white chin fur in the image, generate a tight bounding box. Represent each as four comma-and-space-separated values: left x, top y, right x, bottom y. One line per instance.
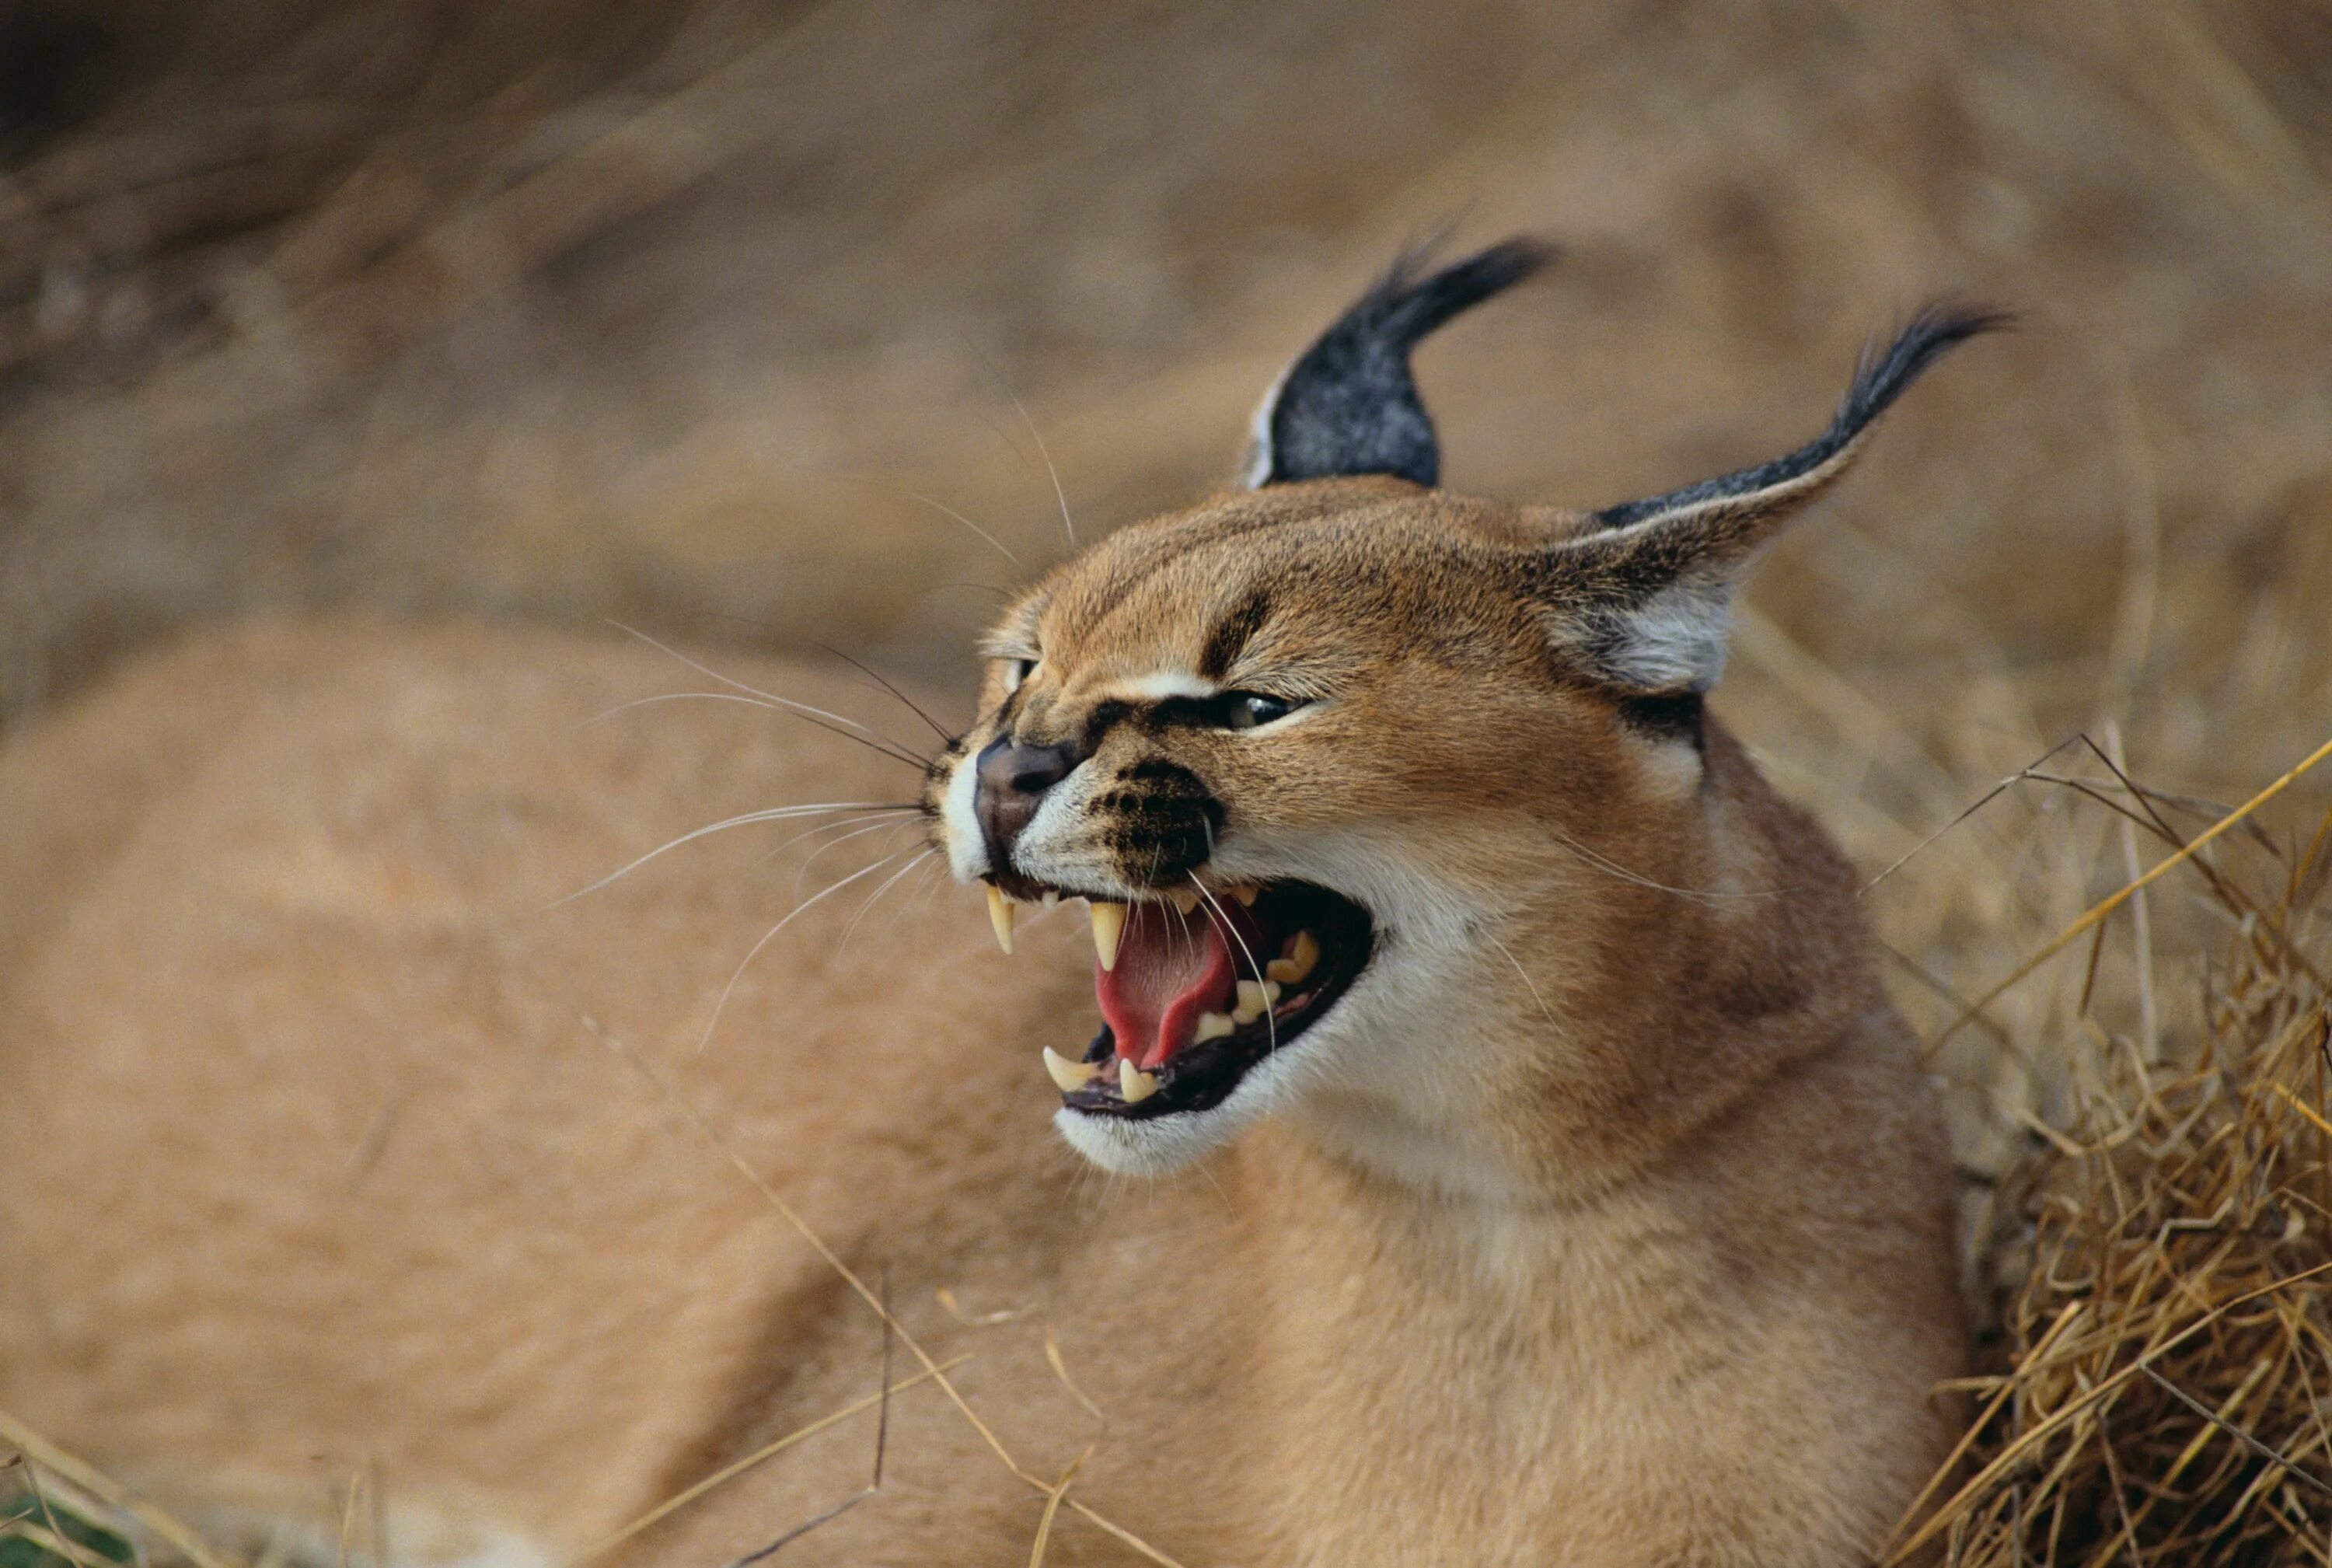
1052, 1044, 1303, 1175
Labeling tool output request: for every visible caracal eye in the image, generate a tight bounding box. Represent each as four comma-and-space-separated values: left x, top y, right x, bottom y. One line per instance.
1000, 657, 1037, 695
1221, 691, 1300, 731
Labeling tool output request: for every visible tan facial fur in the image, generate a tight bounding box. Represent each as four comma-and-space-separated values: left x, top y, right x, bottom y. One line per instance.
0, 245, 1985, 1566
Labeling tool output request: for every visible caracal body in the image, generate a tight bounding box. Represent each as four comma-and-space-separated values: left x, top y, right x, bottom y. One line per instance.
0, 243, 1978, 1566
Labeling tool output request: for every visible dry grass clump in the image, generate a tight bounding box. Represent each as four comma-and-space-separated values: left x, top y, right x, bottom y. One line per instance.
1888, 765, 2332, 1565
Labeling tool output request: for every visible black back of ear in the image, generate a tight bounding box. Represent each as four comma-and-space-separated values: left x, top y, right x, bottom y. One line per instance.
1245, 237, 1552, 490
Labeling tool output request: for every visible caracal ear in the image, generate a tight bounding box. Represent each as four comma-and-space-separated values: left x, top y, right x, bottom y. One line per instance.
1242, 236, 1552, 490
1539, 303, 2009, 696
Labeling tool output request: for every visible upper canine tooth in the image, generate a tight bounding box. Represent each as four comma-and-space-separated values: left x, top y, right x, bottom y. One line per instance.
986, 885, 1015, 954
1119, 1059, 1161, 1104
1042, 1046, 1097, 1092
1227, 884, 1259, 906
1167, 888, 1203, 916
1090, 901, 1127, 970
1265, 930, 1319, 985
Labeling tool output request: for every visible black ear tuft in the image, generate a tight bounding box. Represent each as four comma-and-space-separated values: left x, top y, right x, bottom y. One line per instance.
1593, 302, 2012, 531
1245, 237, 1552, 490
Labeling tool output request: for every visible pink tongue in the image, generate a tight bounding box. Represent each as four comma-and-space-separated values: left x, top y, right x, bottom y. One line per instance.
1094, 903, 1256, 1072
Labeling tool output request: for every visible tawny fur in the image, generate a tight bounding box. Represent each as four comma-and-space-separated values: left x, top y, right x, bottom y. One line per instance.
0, 478, 1961, 1563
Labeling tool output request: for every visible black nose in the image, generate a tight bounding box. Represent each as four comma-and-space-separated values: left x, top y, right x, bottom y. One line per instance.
975, 737, 1080, 871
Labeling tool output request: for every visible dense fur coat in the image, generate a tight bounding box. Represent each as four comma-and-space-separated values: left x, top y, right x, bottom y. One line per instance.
0, 243, 1982, 1566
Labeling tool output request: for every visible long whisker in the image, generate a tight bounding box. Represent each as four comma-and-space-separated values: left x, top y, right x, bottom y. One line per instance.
962, 337, 1077, 552
1484, 931, 1556, 1028
607, 623, 934, 770
829, 476, 1023, 568
795, 816, 923, 900
696, 850, 919, 1055
1191, 877, 1276, 1058
585, 686, 928, 770
540, 803, 918, 911
756, 811, 923, 868
837, 847, 937, 959
1542, 823, 1793, 906
808, 641, 955, 744
580, 692, 825, 728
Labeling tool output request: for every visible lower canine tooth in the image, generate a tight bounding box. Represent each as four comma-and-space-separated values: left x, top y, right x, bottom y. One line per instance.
1232, 980, 1281, 1025
1090, 901, 1127, 969
1193, 1011, 1236, 1042
1119, 1059, 1161, 1103
1042, 1047, 1097, 1092
986, 886, 1015, 954
1265, 930, 1319, 985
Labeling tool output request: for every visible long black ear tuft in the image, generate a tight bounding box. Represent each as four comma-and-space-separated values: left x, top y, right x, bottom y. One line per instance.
1244, 236, 1552, 490
1540, 300, 2007, 698
1592, 302, 2012, 532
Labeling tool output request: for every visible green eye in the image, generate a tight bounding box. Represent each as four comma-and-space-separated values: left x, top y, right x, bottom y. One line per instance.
1222, 692, 1298, 730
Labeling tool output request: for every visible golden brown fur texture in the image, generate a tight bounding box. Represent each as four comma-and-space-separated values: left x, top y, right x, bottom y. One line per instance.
0, 517, 1959, 1567
0, 246, 1978, 1568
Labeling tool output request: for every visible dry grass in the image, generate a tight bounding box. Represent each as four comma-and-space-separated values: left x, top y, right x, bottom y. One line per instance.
1887, 751, 2332, 1564
5, 0, 2332, 1561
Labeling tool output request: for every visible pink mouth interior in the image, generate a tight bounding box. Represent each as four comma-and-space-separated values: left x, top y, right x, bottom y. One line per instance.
1094, 900, 1266, 1071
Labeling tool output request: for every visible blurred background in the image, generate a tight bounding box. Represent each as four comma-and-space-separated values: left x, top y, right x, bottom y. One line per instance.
3, 0, 2331, 1255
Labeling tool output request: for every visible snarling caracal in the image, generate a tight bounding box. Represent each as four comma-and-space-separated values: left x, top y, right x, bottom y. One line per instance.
0, 240, 1991, 1566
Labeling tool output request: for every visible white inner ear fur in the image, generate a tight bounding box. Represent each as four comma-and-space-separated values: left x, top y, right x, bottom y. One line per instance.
1238, 364, 1290, 490
1593, 574, 1734, 693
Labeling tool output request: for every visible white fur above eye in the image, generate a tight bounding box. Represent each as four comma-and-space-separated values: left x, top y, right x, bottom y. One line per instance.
1109, 669, 1219, 702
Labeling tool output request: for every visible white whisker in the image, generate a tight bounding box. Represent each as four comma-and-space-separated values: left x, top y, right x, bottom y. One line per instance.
696, 849, 919, 1055
1543, 824, 1789, 905
836, 477, 1023, 568
1192, 876, 1276, 1058
757, 811, 923, 868
541, 803, 916, 911
1484, 931, 1555, 1028
606, 623, 932, 768
793, 816, 920, 900
836, 847, 937, 959
964, 337, 1077, 552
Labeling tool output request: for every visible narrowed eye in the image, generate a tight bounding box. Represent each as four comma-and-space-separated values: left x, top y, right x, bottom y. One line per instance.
999, 657, 1037, 694
1219, 691, 1301, 731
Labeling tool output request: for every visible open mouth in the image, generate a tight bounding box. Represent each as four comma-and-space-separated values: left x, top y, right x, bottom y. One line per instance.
988, 878, 1375, 1120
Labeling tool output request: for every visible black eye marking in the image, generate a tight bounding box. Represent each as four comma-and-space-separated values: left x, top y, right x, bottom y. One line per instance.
1153, 690, 1307, 732
1197, 587, 1274, 683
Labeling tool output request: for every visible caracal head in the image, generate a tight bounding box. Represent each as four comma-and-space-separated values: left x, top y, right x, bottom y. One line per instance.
926, 238, 1999, 1186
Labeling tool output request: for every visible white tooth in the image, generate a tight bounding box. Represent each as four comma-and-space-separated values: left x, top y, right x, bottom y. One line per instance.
1227, 884, 1260, 906
1233, 980, 1280, 1025
1167, 888, 1203, 916
1043, 1047, 1097, 1092
1193, 1011, 1236, 1042
1119, 1059, 1161, 1104
1042, 890, 1060, 909
1090, 901, 1126, 969
1265, 930, 1319, 986
986, 885, 1015, 954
